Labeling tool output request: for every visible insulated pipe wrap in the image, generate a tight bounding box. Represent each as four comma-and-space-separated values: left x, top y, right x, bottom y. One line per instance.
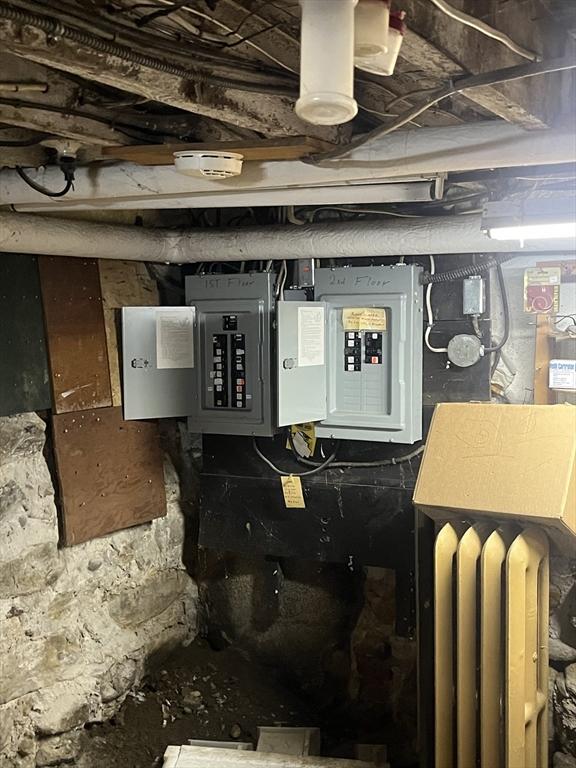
2, 212, 575, 263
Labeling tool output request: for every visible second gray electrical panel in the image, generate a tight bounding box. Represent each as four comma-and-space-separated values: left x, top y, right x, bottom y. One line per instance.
185, 272, 275, 436
314, 264, 423, 444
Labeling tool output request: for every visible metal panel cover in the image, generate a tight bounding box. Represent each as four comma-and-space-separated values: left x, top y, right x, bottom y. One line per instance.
122, 306, 194, 420
277, 301, 327, 426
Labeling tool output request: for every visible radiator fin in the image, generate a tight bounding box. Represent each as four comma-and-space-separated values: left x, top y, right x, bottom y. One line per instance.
434, 522, 549, 768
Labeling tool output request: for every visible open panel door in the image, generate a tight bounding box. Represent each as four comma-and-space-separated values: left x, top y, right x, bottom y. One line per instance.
277, 301, 327, 427
122, 306, 195, 420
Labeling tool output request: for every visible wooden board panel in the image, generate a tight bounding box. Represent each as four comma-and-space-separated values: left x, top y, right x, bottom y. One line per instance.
39, 256, 112, 413
534, 314, 554, 404
0, 253, 51, 416
101, 137, 335, 166
98, 260, 159, 407
52, 406, 166, 545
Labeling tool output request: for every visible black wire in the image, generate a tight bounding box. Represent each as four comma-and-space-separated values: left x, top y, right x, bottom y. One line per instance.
555, 315, 576, 326
253, 437, 338, 477
484, 264, 510, 354
0, 133, 50, 147
0, 96, 164, 143
136, 0, 192, 26
15, 166, 73, 198
420, 254, 516, 285
287, 430, 425, 470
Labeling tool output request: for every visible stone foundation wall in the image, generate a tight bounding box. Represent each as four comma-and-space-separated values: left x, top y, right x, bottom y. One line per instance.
550, 555, 576, 766
0, 413, 198, 767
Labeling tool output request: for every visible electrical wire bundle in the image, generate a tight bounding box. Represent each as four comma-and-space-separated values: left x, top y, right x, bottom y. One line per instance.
253, 430, 425, 477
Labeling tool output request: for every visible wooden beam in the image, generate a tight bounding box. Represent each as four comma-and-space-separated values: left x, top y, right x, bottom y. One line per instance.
101, 137, 335, 165
534, 315, 554, 404
0, 101, 133, 146
0, 54, 139, 146
399, 0, 573, 128
0, 18, 339, 141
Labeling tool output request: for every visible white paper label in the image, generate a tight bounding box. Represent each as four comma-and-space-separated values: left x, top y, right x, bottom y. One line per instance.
156, 308, 195, 369
297, 306, 325, 367
549, 359, 576, 390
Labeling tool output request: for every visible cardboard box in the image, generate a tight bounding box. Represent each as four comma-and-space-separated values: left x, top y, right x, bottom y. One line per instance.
413, 403, 576, 549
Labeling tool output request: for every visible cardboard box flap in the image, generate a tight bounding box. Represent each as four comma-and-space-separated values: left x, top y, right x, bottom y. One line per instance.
414, 403, 576, 536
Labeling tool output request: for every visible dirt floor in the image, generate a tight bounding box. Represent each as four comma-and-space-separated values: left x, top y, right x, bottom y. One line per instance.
79, 638, 322, 768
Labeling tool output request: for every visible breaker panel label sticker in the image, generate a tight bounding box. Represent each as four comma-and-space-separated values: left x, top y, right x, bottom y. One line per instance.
156, 307, 195, 369
549, 359, 576, 390
297, 306, 325, 367
342, 307, 387, 331
281, 476, 306, 509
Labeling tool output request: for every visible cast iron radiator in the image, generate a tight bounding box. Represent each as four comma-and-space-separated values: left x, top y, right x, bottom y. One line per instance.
433, 522, 549, 768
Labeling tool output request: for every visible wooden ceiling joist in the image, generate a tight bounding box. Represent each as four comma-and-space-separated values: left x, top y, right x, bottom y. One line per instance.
101, 137, 335, 165
0, 17, 341, 142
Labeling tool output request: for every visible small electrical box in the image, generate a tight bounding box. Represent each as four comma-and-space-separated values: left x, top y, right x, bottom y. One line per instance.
314, 264, 423, 443
462, 275, 485, 316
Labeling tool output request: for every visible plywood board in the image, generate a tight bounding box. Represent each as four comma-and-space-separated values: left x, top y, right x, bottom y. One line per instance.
98, 260, 159, 407
39, 256, 112, 413
101, 137, 335, 166
52, 406, 166, 545
0, 254, 51, 416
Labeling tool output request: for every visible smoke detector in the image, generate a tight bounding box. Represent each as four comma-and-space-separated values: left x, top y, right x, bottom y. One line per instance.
173, 151, 244, 179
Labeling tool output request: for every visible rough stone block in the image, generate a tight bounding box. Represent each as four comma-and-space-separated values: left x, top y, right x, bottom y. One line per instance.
0, 479, 27, 517
0, 543, 63, 599
0, 411, 198, 764
99, 658, 138, 704
0, 413, 45, 467
107, 569, 191, 628
0, 622, 83, 705
32, 681, 95, 736
35, 731, 81, 766
555, 665, 576, 757
554, 752, 576, 768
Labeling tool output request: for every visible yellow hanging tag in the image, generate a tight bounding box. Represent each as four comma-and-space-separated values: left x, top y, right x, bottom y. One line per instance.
281, 475, 306, 509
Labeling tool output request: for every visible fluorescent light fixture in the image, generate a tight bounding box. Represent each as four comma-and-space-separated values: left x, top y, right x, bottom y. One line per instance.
483, 198, 576, 243
488, 222, 576, 241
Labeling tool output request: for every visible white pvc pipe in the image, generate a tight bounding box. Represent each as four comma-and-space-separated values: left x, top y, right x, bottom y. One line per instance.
296, 0, 358, 125
1, 211, 574, 263
355, 0, 390, 58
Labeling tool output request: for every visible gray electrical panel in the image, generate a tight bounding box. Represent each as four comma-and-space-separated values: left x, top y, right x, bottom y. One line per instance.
185, 272, 275, 436
121, 272, 275, 436
313, 264, 423, 444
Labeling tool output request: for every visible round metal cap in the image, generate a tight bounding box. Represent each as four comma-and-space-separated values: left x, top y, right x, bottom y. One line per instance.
447, 334, 483, 368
